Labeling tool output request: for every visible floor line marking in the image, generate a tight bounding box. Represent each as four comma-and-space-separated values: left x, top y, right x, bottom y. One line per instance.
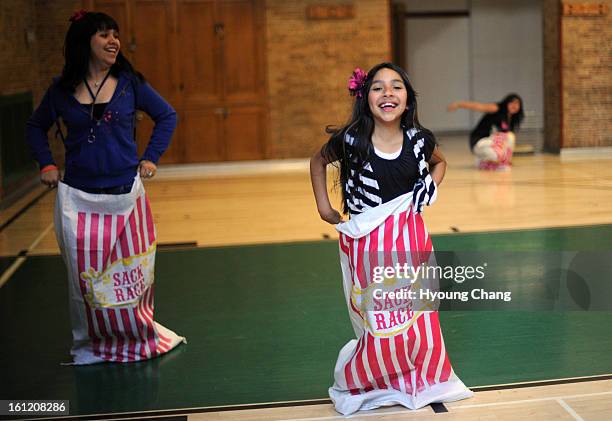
0, 256, 27, 288
556, 398, 585, 421
0, 186, 50, 233
470, 373, 612, 391
0, 222, 54, 288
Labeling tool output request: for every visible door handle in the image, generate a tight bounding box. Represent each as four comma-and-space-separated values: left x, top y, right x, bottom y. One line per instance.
214, 23, 225, 40
214, 107, 229, 118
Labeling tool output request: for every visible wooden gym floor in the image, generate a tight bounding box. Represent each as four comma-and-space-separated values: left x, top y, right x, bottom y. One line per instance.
3, 136, 612, 257
1, 136, 612, 420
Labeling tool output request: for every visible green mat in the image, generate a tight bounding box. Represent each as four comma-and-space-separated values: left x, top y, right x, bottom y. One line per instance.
1, 224, 611, 416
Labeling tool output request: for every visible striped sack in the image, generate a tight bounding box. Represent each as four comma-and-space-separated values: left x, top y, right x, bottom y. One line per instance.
330, 192, 473, 415
54, 175, 185, 365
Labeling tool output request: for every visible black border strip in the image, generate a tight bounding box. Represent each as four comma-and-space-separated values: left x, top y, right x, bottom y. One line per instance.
405, 11, 470, 18
0, 188, 51, 233
430, 402, 448, 413
471, 373, 612, 392
157, 242, 198, 250
16, 374, 612, 421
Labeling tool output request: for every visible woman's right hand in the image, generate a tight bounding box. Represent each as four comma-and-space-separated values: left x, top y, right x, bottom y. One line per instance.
41, 169, 60, 188
319, 207, 343, 225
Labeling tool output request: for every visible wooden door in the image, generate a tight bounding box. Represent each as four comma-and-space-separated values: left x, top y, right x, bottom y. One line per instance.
176, 0, 225, 162
178, 0, 267, 162
87, 0, 268, 163
131, 0, 180, 163
218, 0, 267, 160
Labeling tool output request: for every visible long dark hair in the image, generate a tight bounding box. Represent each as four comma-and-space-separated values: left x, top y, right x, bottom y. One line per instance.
58, 12, 143, 92
498, 93, 524, 130
321, 62, 434, 214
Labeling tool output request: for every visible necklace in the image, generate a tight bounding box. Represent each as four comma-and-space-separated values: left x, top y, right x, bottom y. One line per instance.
88, 70, 110, 88
83, 71, 111, 143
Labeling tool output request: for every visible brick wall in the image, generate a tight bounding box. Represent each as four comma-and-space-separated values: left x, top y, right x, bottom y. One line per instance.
561, 0, 612, 148
265, 0, 392, 158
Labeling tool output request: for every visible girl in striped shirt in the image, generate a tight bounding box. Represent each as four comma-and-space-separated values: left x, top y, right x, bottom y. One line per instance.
310, 63, 472, 415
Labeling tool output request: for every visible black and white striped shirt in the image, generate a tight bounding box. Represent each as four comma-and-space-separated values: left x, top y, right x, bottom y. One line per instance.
338, 128, 435, 216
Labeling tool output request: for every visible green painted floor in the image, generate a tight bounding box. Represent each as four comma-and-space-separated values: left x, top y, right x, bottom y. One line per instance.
1, 225, 612, 417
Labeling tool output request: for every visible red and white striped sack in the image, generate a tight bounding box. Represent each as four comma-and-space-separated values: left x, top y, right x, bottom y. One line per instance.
54, 176, 185, 365
330, 192, 473, 415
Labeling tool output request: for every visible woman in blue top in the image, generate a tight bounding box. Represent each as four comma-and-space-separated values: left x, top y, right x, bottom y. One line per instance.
25, 10, 184, 365
27, 10, 176, 190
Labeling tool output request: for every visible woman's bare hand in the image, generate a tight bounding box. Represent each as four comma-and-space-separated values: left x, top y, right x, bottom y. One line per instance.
41, 169, 59, 188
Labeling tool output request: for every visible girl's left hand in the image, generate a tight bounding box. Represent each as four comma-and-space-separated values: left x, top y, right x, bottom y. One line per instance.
139, 160, 157, 179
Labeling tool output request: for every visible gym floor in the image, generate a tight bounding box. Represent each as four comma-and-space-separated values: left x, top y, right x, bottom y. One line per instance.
1, 136, 611, 420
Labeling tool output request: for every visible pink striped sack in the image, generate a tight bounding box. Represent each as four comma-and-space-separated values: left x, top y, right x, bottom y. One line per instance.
54, 176, 185, 365
330, 192, 473, 414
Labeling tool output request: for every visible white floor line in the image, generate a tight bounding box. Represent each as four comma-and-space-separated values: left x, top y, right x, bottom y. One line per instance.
0, 222, 54, 288
556, 398, 585, 421
0, 256, 27, 288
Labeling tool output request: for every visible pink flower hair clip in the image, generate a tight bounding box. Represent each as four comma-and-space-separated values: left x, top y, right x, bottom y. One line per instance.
348, 68, 368, 98
69, 9, 88, 22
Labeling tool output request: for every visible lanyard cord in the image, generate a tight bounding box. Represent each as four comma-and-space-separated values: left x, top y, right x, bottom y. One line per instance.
83, 71, 111, 120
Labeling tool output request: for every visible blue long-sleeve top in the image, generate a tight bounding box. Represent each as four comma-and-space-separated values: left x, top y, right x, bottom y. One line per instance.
26, 72, 176, 190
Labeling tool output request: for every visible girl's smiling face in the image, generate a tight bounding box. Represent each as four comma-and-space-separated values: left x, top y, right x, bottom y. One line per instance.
368, 68, 408, 125
90, 29, 120, 68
